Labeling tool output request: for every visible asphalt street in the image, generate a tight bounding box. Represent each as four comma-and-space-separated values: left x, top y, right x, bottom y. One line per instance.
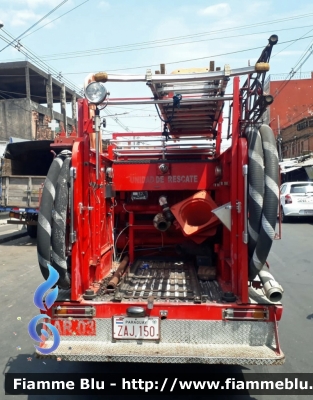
0, 219, 312, 400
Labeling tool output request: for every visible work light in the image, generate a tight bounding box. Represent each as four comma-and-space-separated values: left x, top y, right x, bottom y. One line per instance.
85, 82, 107, 104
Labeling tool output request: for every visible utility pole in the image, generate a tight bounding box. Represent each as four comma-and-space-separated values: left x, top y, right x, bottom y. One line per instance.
277, 115, 283, 162
60, 83, 67, 135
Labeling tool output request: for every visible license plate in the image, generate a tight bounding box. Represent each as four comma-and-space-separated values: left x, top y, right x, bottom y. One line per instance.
112, 316, 160, 340
304, 210, 313, 214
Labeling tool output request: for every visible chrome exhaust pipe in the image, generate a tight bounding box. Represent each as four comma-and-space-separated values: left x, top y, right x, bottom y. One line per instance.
258, 265, 284, 302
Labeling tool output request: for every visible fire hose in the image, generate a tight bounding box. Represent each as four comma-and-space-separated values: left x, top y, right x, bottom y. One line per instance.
37, 150, 71, 289
51, 155, 71, 289
247, 124, 283, 301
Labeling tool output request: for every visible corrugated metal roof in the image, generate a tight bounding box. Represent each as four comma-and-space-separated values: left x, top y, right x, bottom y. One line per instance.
280, 154, 313, 173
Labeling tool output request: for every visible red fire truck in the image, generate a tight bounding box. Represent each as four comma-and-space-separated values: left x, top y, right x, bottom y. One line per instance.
36, 35, 284, 364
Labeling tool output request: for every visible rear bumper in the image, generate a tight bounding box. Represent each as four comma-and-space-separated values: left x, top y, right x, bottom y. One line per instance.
283, 204, 313, 216
37, 341, 284, 365
37, 318, 284, 365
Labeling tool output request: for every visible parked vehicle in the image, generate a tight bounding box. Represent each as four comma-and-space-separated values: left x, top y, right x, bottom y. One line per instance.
280, 181, 313, 222
0, 140, 53, 237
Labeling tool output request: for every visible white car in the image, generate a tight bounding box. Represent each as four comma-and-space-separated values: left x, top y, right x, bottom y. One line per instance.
280, 181, 313, 222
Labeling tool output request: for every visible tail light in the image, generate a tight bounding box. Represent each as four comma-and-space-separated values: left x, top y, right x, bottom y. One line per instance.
285, 194, 292, 204
223, 308, 269, 320
52, 306, 96, 317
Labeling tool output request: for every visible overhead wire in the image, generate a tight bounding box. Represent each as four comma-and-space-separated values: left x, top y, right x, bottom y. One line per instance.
0, 32, 132, 132
102, 108, 132, 132
272, 27, 313, 100
37, 24, 313, 62
33, 12, 313, 60
0, 0, 69, 53
2, 11, 313, 134
2, 40, 89, 98
21, 0, 90, 40
0, 0, 132, 134
58, 34, 313, 74
0, 32, 80, 93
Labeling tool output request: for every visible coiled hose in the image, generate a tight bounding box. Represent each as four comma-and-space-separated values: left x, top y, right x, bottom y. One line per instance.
37, 154, 65, 281
51, 156, 71, 289
248, 124, 279, 280
246, 126, 264, 259
37, 151, 72, 289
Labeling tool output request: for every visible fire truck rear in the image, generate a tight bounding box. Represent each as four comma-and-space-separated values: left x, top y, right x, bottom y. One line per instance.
36, 35, 284, 364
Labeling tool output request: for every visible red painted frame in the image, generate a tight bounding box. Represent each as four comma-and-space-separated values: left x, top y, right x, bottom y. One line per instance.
64, 79, 281, 329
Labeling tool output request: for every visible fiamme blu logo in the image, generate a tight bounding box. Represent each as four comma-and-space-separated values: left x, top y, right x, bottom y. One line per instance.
28, 264, 60, 355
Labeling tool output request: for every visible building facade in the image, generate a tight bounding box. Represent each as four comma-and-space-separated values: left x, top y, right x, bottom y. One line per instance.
264, 71, 313, 137
0, 61, 80, 142
280, 116, 313, 159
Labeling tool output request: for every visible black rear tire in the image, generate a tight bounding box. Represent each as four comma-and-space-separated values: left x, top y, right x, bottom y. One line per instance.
27, 224, 37, 238
281, 207, 289, 223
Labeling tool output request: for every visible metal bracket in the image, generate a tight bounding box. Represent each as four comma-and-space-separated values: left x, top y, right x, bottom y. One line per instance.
145, 69, 152, 85
69, 231, 77, 244
225, 201, 241, 213
69, 167, 77, 247
224, 64, 231, 77
70, 167, 76, 179
79, 202, 94, 214
242, 164, 248, 244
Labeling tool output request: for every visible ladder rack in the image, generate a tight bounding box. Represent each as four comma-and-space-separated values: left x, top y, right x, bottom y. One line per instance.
148, 65, 231, 136
91, 35, 278, 139
109, 135, 216, 160
94, 64, 258, 138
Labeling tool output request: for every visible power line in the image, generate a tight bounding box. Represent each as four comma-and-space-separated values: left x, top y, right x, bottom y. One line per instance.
33, 12, 313, 60
21, 0, 90, 40
273, 28, 313, 100
0, 32, 81, 94
102, 108, 132, 132
0, 89, 48, 100
49, 33, 313, 75
37, 23, 313, 62
0, 0, 69, 53
0, 33, 131, 132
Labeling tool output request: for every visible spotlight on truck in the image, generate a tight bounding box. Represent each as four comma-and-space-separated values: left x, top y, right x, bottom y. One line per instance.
85, 81, 107, 104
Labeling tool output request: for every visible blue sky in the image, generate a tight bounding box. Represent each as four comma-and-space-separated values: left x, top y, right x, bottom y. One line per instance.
1, 0, 313, 135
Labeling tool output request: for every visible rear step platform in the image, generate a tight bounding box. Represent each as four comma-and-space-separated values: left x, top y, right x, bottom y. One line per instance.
98, 258, 224, 303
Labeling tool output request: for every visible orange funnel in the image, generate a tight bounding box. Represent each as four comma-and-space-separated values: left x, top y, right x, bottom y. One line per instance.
170, 191, 220, 237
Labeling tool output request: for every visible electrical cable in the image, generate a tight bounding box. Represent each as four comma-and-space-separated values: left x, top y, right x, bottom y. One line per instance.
31, 17, 313, 61
103, 108, 131, 132
56, 34, 313, 74
0, 0, 69, 53
118, 240, 129, 263
114, 225, 130, 261
21, 1, 90, 40
0, 33, 81, 93
272, 54, 313, 102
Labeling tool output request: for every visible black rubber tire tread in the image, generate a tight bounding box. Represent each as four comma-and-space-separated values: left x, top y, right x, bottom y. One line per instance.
281, 207, 289, 223
249, 125, 279, 280
51, 156, 71, 289
27, 225, 37, 239
37, 155, 65, 280
246, 126, 264, 259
